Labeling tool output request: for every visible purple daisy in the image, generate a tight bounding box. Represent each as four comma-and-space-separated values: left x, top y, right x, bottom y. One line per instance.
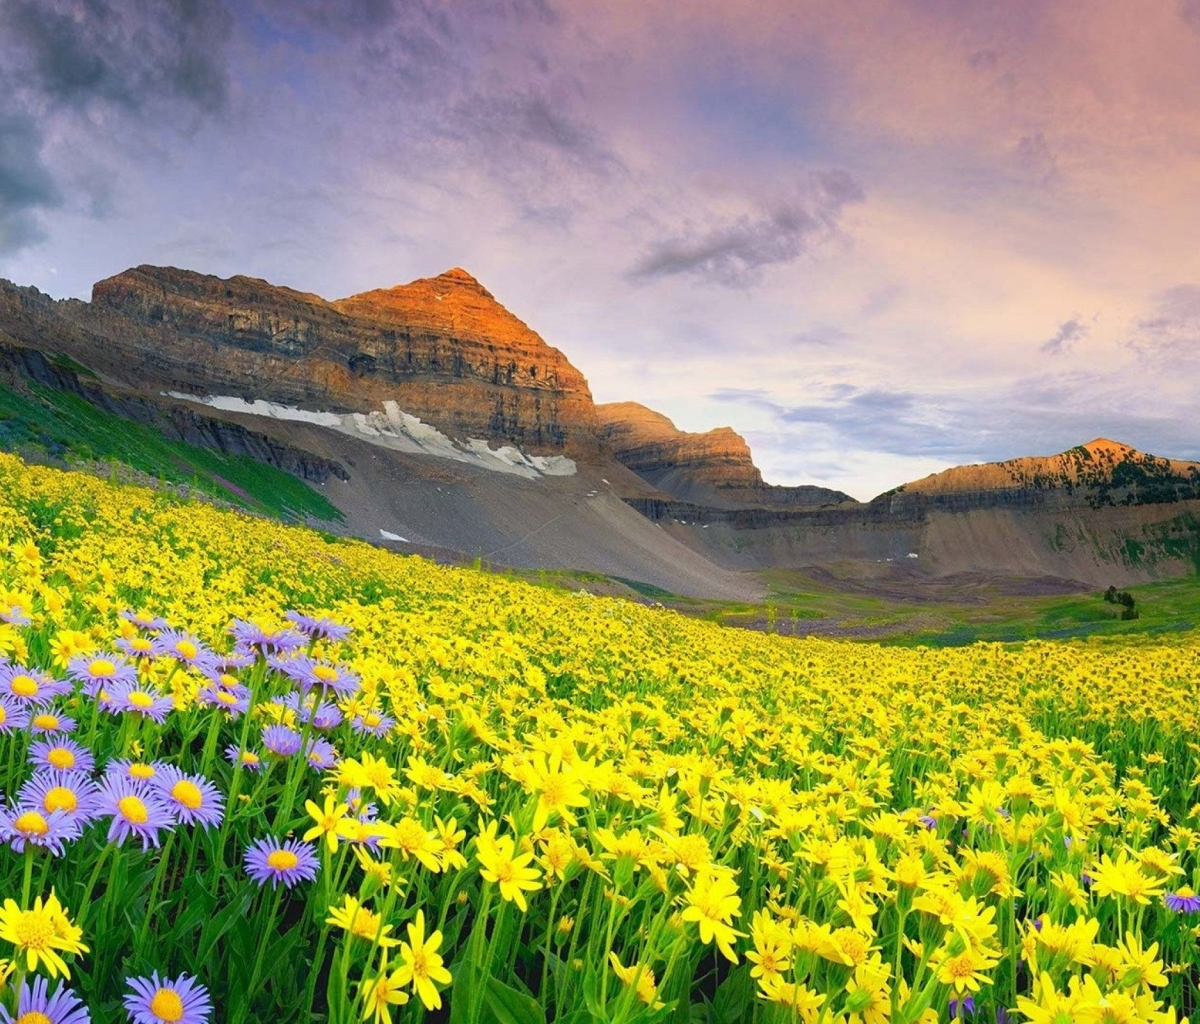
29, 709, 76, 735
1165, 887, 1200, 913
0, 803, 80, 855
304, 738, 339, 771
196, 684, 249, 718
209, 651, 254, 672
120, 609, 170, 632
151, 766, 224, 829
0, 602, 31, 627
275, 656, 361, 699
0, 694, 29, 734
284, 610, 352, 642
918, 814, 938, 830
261, 724, 302, 757
104, 759, 169, 785
19, 771, 101, 829
0, 975, 91, 1024
230, 619, 307, 656
29, 737, 95, 775
107, 680, 175, 723
0, 665, 70, 707
225, 745, 264, 772
115, 635, 166, 661
949, 995, 976, 1019
244, 836, 320, 888
124, 972, 211, 1024
157, 630, 215, 671
67, 653, 139, 697
98, 777, 176, 851
350, 709, 396, 738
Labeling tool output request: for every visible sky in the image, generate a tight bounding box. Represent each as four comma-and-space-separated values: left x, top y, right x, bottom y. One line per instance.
1, 0, 1198, 500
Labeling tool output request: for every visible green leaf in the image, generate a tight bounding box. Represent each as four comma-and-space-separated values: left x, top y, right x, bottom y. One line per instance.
483, 974, 548, 1024
710, 965, 753, 1024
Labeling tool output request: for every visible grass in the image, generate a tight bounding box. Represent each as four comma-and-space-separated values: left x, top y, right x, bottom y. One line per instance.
0, 380, 342, 523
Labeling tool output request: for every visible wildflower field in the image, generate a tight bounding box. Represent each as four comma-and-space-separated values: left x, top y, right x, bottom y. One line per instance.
0, 451, 1194, 1023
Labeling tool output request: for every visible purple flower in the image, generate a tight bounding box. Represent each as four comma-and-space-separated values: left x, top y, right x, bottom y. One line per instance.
304, 739, 339, 771
29, 709, 76, 735
0, 602, 30, 627
230, 619, 306, 655
196, 684, 249, 718
151, 766, 224, 829
158, 630, 215, 671
98, 777, 176, 851
261, 724, 302, 757
225, 745, 263, 772
67, 653, 138, 696
285, 610, 352, 642
120, 609, 170, 632
19, 771, 101, 829
124, 972, 211, 1024
116, 635, 166, 661
0, 803, 80, 855
244, 837, 320, 888
0, 665, 69, 706
1081, 870, 1095, 889
107, 680, 175, 723
949, 995, 975, 1019
350, 709, 395, 738
0, 975, 91, 1024
29, 738, 95, 775
209, 651, 254, 672
271, 655, 360, 698
104, 759, 169, 785
918, 814, 938, 830
0, 694, 29, 734
1165, 888, 1200, 913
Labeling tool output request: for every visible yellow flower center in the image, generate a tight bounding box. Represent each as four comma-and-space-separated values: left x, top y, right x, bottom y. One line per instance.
118, 795, 149, 824
130, 763, 156, 780
313, 665, 338, 683
217, 691, 238, 705
17, 1010, 54, 1024
128, 691, 155, 710
218, 674, 237, 688
411, 947, 431, 981
363, 713, 382, 727
171, 780, 203, 810
174, 641, 197, 660
32, 714, 58, 730
0, 705, 7, 725
46, 748, 75, 770
43, 787, 77, 814
267, 850, 299, 871
14, 811, 48, 836
131, 638, 153, 653
13, 910, 53, 950
149, 988, 185, 1022
10, 675, 38, 697
89, 659, 115, 677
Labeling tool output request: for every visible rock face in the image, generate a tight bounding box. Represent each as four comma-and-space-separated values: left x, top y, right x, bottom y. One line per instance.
596, 401, 852, 507
18, 265, 600, 455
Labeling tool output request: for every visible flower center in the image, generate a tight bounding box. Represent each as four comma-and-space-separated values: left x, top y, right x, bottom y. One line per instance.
46, 748, 75, 770
118, 795, 149, 824
267, 850, 299, 871
17, 1011, 54, 1024
171, 780, 203, 810
174, 641, 197, 661
13, 911, 53, 950
131, 638, 153, 653
32, 714, 58, 730
43, 787, 77, 814
217, 691, 238, 705
10, 676, 38, 697
313, 665, 338, 683
130, 763, 156, 780
14, 811, 48, 836
149, 988, 185, 1022
89, 659, 115, 677
128, 691, 155, 710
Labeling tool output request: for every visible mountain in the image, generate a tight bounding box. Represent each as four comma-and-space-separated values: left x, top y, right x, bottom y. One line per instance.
595, 401, 852, 507
6, 264, 601, 455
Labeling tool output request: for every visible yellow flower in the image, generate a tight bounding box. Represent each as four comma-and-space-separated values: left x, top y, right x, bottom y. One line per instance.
379, 818, 442, 873
608, 952, 664, 1009
476, 823, 542, 912
522, 751, 589, 831
679, 866, 745, 963
0, 891, 88, 978
359, 955, 410, 1024
394, 910, 452, 1011
326, 896, 399, 948
303, 794, 355, 854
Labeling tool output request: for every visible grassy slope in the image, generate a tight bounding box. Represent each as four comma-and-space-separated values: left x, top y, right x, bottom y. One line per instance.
0, 380, 342, 523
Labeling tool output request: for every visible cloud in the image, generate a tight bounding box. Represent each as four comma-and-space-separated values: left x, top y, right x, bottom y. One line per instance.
628, 170, 863, 286
0, 113, 61, 251
1040, 316, 1088, 355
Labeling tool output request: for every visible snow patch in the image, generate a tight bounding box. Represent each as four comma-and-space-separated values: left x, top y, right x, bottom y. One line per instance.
379, 530, 408, 542
166, 393, 577, 479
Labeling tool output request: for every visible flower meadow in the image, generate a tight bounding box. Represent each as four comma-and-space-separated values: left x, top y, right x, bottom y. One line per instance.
0, 453, 1193, 1022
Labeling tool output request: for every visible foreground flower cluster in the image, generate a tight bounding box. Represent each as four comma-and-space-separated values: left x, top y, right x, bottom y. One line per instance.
0, 451, 1192, 1021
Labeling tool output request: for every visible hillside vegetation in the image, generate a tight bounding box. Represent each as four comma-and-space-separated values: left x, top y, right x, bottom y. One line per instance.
0, 452, 1191, 1020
